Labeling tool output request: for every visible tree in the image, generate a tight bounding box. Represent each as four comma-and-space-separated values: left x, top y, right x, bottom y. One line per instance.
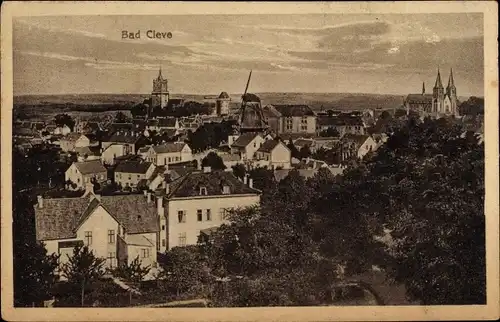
458, 96, 484, 116
201, 152, 226, 170
394, 108, 407, 118
339, 118, 486, 304
113, 256, 151, 284
54, 113, 75, 130
298, 145, 312, 159
14, 240, 59, 307
286, 139, 300, 159
61, 245, 106, 307
160, 246, 210, 297
114, 111, 131, 123
232, 164, 246, 180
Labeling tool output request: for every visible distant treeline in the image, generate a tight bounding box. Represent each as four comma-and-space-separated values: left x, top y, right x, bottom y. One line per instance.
15, 102, 134, 113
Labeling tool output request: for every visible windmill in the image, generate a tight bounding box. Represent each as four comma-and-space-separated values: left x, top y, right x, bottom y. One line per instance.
238, 70, 267, 133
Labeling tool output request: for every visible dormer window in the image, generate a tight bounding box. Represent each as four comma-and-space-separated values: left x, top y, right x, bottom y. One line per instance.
199, 186, 207, 196
222, 185, 231, 194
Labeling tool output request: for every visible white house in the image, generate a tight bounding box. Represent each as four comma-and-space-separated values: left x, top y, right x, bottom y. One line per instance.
144, 142, 192, 166
53, 124, 72, 136
34, 186, 159, 279
254, 139, 291, 169
154, 168, 261, 251
101, 144, 130, 165
114, 160, 156, 189
65, 160, 108, 190
230, 133, 265, 161
339, 134, 378, 161
60, 133, 90, 152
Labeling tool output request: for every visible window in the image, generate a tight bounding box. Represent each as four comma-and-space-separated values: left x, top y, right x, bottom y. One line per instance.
108, 230, 115, 244
199, 187, 207, 195
177, 210, 186, 223
197, 209, 203, 222
77, 178, 80, 183
178, 232, 187, 246
128, 175, 131, 180
161, 225, 165, 231
222, 185, 230, 194
206, 209, 212, 221
141, 248, 149, 258
107, 252, 116, 268
286, 118, 293, 130
168, 157, 171, 163
253, 142, 256, 148
162, 239, 166, 247
137, 174, 140, 178
84, 231, 92, 246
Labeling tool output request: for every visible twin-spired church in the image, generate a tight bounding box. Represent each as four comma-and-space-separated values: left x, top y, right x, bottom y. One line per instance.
404, 68, 459, 117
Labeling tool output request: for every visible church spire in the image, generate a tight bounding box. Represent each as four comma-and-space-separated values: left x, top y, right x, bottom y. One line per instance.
422, 82, 425, 95
448, 68, 455, 88
158, 66, 163, 80
434, 67, 443, 89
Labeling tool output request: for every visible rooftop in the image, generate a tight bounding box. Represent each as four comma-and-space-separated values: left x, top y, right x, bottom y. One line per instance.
115, 160, 153, 174
35, 193, 159, 241
61, 133, 87, 142
270, 104, 315, 117
231, 132, 260, 148
152, 142, 189, 154
257, 139, 283, 153
73, 160, 107, 175
161, 170, 260, 198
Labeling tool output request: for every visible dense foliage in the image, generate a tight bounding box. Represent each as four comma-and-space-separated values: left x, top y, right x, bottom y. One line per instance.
187, 120, 237, 153
201, 152, 227, 170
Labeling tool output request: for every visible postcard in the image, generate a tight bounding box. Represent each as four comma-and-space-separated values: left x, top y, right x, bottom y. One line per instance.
1, 1, 498, 321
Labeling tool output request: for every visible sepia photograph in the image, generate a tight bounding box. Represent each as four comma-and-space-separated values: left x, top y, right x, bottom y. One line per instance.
1, 2, 498, 321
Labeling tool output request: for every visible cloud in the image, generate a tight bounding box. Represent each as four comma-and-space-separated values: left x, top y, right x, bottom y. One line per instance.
15, 19, 107, 39
17, 50, 160, 71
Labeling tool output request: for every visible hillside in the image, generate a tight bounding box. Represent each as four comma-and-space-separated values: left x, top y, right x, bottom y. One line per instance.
14, 92, 407, 112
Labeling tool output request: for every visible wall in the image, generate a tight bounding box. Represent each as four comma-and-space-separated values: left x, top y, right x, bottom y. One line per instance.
75, 136, 91, 149
125, 232, 158, 268
164, 194, 260, 250
243, 136, 265, 160
357, 137, 377, 159
76, 205, 120, 269
65, 164, 83, 188
101, 144, 126, 165
270, 143, 292, 169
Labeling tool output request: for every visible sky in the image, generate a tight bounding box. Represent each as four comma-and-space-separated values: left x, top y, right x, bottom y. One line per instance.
13, 14, 484, 96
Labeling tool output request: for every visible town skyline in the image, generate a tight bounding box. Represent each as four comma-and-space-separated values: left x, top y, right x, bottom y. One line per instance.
13, 14, 483, 97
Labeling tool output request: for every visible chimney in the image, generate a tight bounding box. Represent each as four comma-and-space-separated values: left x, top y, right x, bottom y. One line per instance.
37, 195, 43, 208
249, 178, 254, 189
157, 196, 164, 216
203, 166, 211, 173
243, 175, 248, 184
147, 192, 152, 203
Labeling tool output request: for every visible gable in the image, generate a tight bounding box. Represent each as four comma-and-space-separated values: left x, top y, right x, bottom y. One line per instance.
75, 203, 120, 235
272, 142, 290, 155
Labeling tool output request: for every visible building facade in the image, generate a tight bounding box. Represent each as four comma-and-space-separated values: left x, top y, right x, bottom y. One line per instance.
263, 104, 316, 134
34, 188, 159, 278
65, 160, 108, 189
155, 170, 261, 251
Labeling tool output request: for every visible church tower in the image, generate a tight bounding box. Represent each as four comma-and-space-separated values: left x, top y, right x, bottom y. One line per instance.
432, 67, 444, 114
151, 67, 169, 109
446, 68, 458, 115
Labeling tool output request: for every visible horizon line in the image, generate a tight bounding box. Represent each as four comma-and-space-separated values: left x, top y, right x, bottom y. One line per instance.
13, 92, 481, 98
